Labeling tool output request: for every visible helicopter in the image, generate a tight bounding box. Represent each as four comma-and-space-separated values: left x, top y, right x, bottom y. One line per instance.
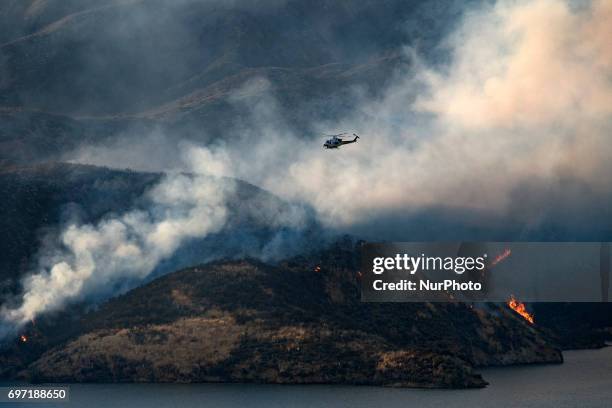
323, 132, 360, 149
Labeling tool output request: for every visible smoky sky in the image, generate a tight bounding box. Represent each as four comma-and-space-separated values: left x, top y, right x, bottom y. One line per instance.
0, 0, 462, 115
64, 0, 612, 243
1, 0, 611, 336
118, 0, 608, 239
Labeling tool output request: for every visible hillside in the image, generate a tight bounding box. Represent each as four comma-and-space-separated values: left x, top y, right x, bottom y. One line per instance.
1, 240, 564, 388
0, 162, 322, 297
0, 0, 459, 115
0, 0, 471, 166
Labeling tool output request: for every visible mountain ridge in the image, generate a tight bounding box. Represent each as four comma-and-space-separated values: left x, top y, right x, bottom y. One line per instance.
4, 250, 564, 388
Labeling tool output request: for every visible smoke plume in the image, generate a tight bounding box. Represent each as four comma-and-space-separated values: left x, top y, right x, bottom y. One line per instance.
1, 172, 234, 330
148, 0, 610, 230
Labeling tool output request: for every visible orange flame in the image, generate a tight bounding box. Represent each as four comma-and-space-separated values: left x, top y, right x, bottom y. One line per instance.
491, 248, 512, 267
19, 335, 27, 343
507, 295, 534, 324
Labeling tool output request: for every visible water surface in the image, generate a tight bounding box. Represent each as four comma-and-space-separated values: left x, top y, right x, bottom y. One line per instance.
4, 347, 611, 407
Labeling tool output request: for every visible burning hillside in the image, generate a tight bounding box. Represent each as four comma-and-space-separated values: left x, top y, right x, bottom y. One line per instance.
507, 295, 535, 324
0, 241, 562, 386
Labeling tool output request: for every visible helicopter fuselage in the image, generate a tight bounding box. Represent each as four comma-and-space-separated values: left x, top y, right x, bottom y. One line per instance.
323, 135, 359, 148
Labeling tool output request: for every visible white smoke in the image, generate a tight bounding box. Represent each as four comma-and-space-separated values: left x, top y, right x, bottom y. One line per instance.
1, 173, 232, 328
290, 0, 611, 223
68, 0, 612, 228
179, 0, 612, 226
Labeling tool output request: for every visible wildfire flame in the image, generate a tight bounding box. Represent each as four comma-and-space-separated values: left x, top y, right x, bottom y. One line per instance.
507, 295, 534, 324
19, 335, 28, 343
491, 248, 512, 267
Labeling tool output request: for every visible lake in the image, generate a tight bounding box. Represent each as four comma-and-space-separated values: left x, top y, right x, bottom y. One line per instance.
3, 347, 611, 407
